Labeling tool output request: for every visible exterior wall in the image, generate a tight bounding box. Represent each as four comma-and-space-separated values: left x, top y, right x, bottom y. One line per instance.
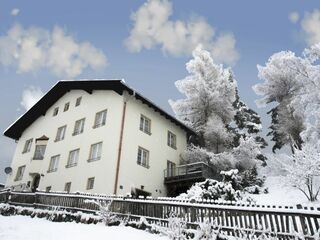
6, 90, 123, 194
116, 95, 187, 197
5, 89, 189, 197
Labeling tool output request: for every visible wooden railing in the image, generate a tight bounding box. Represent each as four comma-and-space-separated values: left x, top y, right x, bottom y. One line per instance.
1, 189, 320, 239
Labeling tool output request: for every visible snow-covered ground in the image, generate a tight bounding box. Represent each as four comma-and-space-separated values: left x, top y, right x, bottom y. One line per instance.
250, 176, 320, 206
0, 215, 168, 240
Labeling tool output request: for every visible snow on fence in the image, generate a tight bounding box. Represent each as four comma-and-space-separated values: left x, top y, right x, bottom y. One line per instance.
0, 189, 319, 239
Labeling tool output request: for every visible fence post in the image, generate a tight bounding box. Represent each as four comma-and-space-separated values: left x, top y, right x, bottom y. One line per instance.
33, 191, 38, 209
6, 188, 11, 203
190, 206, 197, 222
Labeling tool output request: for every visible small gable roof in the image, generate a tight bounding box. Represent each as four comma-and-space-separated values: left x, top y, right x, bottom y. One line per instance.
4, 80, 196, 140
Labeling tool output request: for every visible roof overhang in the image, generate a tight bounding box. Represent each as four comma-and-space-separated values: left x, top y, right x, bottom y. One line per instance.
4, 80, 196, 140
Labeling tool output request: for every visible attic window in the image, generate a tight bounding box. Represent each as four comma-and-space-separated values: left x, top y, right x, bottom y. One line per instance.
75, 97, 82, 107
64, 102, 70, 112
53, 107, 59, 116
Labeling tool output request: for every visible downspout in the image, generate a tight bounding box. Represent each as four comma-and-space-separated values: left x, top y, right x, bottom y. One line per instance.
113, 93, 128, 195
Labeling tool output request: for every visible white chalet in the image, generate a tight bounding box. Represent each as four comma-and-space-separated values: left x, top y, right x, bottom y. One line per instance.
3, 80, 215, 197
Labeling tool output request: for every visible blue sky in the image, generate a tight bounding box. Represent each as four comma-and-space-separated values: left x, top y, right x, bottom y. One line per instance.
0, 0, 320, 182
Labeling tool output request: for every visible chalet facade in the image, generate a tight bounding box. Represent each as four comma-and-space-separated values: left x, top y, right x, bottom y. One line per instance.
4, 80, 207, 197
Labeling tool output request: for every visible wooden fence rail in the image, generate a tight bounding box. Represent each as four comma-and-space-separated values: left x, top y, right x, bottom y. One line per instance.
0, 189, 319, 239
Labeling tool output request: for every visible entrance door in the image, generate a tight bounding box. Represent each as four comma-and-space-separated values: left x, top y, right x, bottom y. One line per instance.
31, 174, 40, 192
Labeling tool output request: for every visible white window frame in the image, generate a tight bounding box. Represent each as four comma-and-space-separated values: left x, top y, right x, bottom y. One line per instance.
93, 109, 107, 128
75, 97, 82, 107
86, 177, 95, 190
64, 182, 71, 193
73, 118, 85, 136
137, 146, 149, 168
33, 145, 46, 160
22, 138, 33, 153
48, 155, 60, 173
167, 131, 177, 149
53, 107, 59, 116
55, 125, 67, 142
66, 149, 79, 168
64, 102, 70, 112
15, 165, 26, 181
88, 142, 102, 162
140, 114, 151, 134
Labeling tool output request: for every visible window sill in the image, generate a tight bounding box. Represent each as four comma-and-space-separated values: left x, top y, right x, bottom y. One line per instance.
54, 139, 64, 142
92, 124, 105, 129
65, 163, 77, 168
22, 150, 30, 154
32, 157, 44, 160
72, 132, 83, 136
140, 130, 152, 135
137, 162, 150, 169
47, 169, 57, 173
87, 157, 101, 162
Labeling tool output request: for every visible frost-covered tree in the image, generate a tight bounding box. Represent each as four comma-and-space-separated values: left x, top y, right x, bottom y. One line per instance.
254, 43, 320, 152
169, 45, 237, 149
170, 45, 266, 171
271, 143, 320, 202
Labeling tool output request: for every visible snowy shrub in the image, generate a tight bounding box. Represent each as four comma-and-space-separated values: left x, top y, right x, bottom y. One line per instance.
235, 229, 278, 240
179, 179, 243, 202
193, 219, 225, 240
85, 199, 118, 225
0, 203, 101, 224
163, 212, 188, 240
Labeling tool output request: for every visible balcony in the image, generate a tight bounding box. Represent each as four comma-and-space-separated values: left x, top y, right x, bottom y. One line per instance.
164, 162, 214, 184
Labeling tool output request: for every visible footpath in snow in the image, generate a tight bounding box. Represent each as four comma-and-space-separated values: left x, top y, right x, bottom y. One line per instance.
0, 215, 168, 240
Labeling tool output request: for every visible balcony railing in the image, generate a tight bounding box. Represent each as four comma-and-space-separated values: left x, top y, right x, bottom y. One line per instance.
164, 162, 213, 184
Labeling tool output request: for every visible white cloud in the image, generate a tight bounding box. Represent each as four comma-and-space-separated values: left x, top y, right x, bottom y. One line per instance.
301, 9, 320, 46
289, 11, 299, 24
0, 24, 107, 77
20, 86, 44, 111
11, 8, 20, 16
125, 0, 239, 65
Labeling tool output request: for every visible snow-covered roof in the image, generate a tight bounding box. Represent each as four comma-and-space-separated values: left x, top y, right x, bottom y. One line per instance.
4, 79, 196, 140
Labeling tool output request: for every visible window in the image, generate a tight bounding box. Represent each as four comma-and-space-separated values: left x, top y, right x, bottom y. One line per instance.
88, 142, 102, 162
167, 131, 177, 149
94, 109, 107, 128
48, 155, 60, 173
55, 125, 66, 142
75, 97, 82, 107
22, 138, 33, 153
15, 165, 26, 181
73, 118, 85, 136
33, 145, 46, 160
140, 115, 151, 134
64, 182, 71, 193
167, 160, 176, 177
86, 177, 95, 190
137, 147, 149, 168
66, 149, 79, 168
46, 186, 52, 192
64, 102, 70, 112
53, 107, 59, 116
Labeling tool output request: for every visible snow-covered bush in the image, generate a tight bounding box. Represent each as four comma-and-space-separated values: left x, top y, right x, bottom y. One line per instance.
84, 199, 118, 225
179, 179, 243, 202
0, 203, 101, 224
165, 212, 188, 240
193, 219, 225, 240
